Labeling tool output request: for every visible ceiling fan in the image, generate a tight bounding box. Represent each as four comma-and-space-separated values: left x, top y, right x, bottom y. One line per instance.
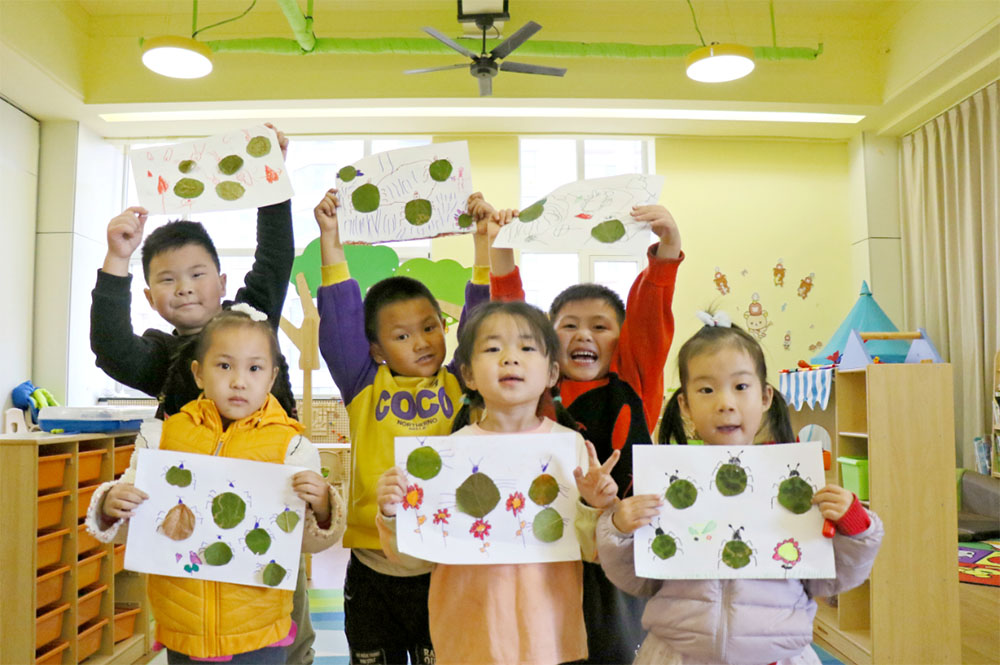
405, 17, 567, 96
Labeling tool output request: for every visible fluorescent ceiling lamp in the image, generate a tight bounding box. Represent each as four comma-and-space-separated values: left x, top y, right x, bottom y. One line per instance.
141, 36, 213, 79
100, 106, 864, 124
686, 44, 755, 83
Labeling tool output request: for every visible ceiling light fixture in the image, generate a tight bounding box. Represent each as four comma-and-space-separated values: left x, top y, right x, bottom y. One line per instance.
141, 36, 213, 79
686, 43, 755, 83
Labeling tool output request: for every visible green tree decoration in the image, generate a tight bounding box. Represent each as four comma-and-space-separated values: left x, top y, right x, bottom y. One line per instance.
173, 179, 204, 199
455, 466, 500, 518
218, 155, 244, 175
407, 446, 442, 480
275, 508, 300, 533
204, 541, 233, 566
532, 507, 564, 542
212, 492, 246, 529
216, 181, 246, 201
165, 464, 193, 488
591, 219, 626, 243
246, 136, 271, 158
262, 561, 287, 587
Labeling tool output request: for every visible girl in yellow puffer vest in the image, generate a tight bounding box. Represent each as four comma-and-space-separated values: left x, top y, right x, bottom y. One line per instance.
93, 308, 346, 663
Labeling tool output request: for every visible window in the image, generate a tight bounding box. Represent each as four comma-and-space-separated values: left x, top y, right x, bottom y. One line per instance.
97, 137, 432, 400
518, 138, 655, 311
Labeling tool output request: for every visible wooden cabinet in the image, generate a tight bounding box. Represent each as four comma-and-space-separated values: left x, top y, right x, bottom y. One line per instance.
0, 432, 152, 665
810, 363, 961, 664
991, 349, 1000, 479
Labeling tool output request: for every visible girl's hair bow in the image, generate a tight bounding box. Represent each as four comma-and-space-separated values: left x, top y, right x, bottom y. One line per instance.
230, 302, 268, 322
695, 310, 732, 328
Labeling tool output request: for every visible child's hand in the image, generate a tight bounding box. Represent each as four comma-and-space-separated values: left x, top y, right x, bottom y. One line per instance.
314, 188, 340, 234
104, 207, 149, 273
293, 470, 332, 525
813, 484, 854, 521
264, 123, 289, 160
573, 440, 620, 509
631, 204, 681, 260
468, 192, 517, 242
376, 467, 408, 517
611, 494, 663, 534
102, 482, 149, 521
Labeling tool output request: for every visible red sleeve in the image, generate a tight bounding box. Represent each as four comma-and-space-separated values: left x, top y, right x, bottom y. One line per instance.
611, 244, 684, 431
835, 495, 871, 536
490, 266, 525, 302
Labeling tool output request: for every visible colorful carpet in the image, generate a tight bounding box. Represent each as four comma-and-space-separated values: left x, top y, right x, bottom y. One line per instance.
309, 588, 348, 665
959, 540, 1000, 587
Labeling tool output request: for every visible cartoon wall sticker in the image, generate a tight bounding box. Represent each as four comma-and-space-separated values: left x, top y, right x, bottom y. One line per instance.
773, 259, 786, 287
713, 267, 730, 295
743, 293, 773, 340
783, 330, 792, 351
633, 443, 835, 580
798, 273, 815, 299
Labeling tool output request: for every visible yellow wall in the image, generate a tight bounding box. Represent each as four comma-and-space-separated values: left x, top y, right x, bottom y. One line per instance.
657, 137, 855, 387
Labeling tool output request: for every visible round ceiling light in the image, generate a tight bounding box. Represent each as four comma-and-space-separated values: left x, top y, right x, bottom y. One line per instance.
685, 43, 755, 83
141, 36, 213, 79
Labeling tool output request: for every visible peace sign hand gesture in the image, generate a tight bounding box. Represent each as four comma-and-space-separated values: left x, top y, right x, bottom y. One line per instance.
573, 440, 620, 510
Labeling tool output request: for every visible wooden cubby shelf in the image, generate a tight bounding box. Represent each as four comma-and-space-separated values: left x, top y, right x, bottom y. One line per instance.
790, 363, 961, 664
0, 432, 151, 665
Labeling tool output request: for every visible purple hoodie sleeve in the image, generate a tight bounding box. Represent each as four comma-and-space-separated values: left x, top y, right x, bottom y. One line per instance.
445, 280, 489, 376
317, 279, 378, 405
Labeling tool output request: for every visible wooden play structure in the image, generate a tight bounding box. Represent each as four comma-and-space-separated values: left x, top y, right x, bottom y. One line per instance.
839, 328, 944, 370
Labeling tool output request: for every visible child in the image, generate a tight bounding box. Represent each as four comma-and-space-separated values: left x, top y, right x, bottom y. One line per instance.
87, 308, 345, 664
470, 192, 684, 663
313, 188, 499, 664
375, 301, 620, 665
89, 126, 319, 665
90, 123, 296, 420
597, 314, 883, 665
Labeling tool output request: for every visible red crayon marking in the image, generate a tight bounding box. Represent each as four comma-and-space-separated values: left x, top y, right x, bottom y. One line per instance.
157, 176, 168, 194
575, 213, 592, 219
265, 165, 279, 183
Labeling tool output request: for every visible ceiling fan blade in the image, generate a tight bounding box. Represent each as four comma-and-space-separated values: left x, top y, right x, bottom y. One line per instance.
404, 63, 470, 74
500, 61, 567, 77
421, 26, 477, 59
478, 76, 493, 97
490, 21, 542, 60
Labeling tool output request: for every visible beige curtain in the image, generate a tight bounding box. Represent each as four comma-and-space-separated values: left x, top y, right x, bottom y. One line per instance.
900, 80, 1000, 468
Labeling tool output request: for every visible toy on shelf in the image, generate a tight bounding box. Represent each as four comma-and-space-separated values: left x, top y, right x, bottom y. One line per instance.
839, 329, 943, 371
11, 380, 58, 423
812, 281, 909, 365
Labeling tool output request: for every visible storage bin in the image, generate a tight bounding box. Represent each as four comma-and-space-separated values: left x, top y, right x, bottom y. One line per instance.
113, 605, 141, 643
77, 550, 107, 591
76, 618, 108, 662
77, 484, 99, 521
36, 565, 70, 609
37, 529, 69, 570
113, 544, 126, 574
77, 522, 100, 556
35, 603, 70, 650
113, 444, 135, 477
38, 454, 72, 491
35, 640, 69, 665
77, 450, 107, 485
76, 584, 107, 627
37, 491, 70, 530
838, 455, 870, 501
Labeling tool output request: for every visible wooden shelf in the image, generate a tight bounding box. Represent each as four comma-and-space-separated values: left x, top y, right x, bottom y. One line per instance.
0, 432, 152, 665
838, 432, 869, 439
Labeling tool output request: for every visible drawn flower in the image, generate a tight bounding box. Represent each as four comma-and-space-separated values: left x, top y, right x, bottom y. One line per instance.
433, 508, 450, 525
470, 518, 491, 541
772, 537, 803, 569
506, 491, 526, 516
403, 484, 424, 511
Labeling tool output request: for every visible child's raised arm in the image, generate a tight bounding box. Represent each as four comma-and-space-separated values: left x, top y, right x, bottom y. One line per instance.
468, 192, 518, 277
314, 188, 345, 266
102, 207, 148, 277
631, 204, 681, 260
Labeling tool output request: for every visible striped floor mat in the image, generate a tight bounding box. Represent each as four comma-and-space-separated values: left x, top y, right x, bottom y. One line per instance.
309, 588, 348, 665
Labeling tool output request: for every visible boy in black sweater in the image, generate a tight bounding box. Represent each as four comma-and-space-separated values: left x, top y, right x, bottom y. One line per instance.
89, 126, 317, 664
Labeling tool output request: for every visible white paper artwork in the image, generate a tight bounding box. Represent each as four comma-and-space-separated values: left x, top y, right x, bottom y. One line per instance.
394, 433, 582, 565
129, 125, 294, 215
124, 449, 306, 590
335, 141, 473, 244
633, 442, 835, 580
492, 174, 665, 253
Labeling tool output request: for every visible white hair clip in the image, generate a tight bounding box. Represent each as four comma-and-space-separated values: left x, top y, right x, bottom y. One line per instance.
695, 310, 732, 328
230, 303, 268, 322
